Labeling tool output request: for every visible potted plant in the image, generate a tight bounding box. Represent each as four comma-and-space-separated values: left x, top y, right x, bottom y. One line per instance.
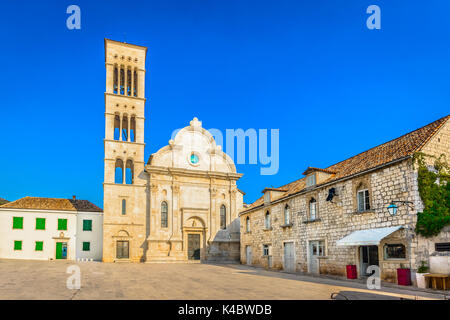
346, 262, 357, 279
415, 261, 429, 289
397, 263, 411, 286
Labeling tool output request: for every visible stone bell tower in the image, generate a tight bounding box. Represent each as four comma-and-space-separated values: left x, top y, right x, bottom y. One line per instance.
103, 39, 148, 262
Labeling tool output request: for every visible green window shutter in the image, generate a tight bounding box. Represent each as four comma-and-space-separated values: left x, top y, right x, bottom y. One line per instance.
13, 217, 23, 229
83, 219, 92, 231
14, 240, 22, 250
82, 242, 90, 251
36, 218, 46, 230
58, 219, 67, 230
35, 241, 43, 251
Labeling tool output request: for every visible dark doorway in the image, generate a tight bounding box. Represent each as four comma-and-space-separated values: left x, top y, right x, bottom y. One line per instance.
360, 245, 379, 276
116, 240, 129, 259
188, 234, 201, 260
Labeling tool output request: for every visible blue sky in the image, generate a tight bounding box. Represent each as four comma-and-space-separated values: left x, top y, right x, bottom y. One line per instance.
0, 1, 449, 207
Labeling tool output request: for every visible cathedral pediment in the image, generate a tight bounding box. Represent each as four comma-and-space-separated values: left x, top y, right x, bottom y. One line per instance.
145, 117, 239, 176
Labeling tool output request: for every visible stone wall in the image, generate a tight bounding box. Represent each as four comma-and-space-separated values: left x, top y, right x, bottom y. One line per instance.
241, 159, 420, 282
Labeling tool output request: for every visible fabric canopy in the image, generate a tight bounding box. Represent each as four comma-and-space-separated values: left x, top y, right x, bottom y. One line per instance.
336, 226, 403, 246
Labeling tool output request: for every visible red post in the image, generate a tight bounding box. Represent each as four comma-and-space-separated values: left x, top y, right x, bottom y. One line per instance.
397, 268, 411, 286
346, 265, 357, 279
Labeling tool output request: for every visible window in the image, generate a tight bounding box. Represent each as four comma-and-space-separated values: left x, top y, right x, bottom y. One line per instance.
161, 201, 168, 228
357, 189, 370, 212
306, 174, 316, 187
122, 199, 126, 215
309, 198, 317, 220
125, 159, 134, 184
14, 240, 22, 251
36, 218, 46, 230
35, 241, 43, 251
284, 205, 290, 225
190, 153, 199, 164
114, 114, 121, 140
116, 240, 129, 259
263, 244, 270, 256
246, 216, 250, 232
435, 242, 450, 252
12, 217, 23, 229
130, 116, 136, 142
83, 219, 92, 231
311, 240, 325, 256
264, 211, 271, 229
113, 66, 118, 94
82, 242, 91, 251
115, 158, 124, 184
58, 219, 67, 231
122, 114, 128, 141
119, 67, 125, 95
133, 70, 138, 97
220, 205, 226, 229
126, 68, 132, 96
384, 244, 406, 259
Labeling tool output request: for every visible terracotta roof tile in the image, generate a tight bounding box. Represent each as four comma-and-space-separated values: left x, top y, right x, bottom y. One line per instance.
0, 196, 103, 212
244, 115, 449, 212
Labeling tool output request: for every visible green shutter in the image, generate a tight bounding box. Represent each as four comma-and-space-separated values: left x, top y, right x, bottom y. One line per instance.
36, 218, 46, 230
83, 219, 92, 231
14, 240, 22, 250
82, 242, 90, 251
58, 219, 67, 230
35, 241, 43, 251
13, 217, 23, 229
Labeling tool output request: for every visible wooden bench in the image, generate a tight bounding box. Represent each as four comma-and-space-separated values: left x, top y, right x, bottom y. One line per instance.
424, 274, 450, 290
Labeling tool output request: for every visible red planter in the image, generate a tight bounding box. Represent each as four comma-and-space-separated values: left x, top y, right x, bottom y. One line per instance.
346, 265, 357, 279
397, 268, 411, 286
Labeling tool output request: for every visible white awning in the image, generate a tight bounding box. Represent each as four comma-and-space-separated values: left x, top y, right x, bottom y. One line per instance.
336, 226, 403, 246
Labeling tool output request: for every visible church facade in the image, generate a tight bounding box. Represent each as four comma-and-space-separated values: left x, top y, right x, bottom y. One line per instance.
102, 39, 243, 263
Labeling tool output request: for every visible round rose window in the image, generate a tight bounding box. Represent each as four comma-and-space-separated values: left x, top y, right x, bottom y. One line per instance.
190, 153, 199, 164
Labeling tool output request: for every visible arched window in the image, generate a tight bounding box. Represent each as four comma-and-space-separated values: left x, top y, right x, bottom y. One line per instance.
133, 69, 138, 97
284, 205, 290, 225
309, 198, 317, 220
121, 114, 128, 141
130, 116, 136, 142
126, 68, 132, 96
115, 159, 124, 184
161, 201, 168, 228
114, 114, 120, 140
121, 199, 126, 215
246, 216, 250, 232
119, 67, 125, 95
113, 66, 118, 94
220, 205, 226, 229
265, 211, 271, 229
125, 159, 134, 185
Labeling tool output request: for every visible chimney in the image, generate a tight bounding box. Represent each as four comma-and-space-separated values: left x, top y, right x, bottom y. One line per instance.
72, 195, 76, 200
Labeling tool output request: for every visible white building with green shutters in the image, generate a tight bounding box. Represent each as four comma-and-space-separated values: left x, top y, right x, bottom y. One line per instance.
0, 196, 103, 261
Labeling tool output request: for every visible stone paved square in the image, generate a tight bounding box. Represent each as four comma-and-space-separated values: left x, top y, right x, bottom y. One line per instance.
0, 259, 445, 300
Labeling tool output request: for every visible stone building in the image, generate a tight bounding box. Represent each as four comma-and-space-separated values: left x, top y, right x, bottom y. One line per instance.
0, 196, 103, 261
240, 115, 449, 283
102, 39, 243, 263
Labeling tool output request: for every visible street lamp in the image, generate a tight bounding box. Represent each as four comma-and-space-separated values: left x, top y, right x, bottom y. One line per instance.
386, 200, 415, 278
387, 203, 398, 216
386, 200, 414, 216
